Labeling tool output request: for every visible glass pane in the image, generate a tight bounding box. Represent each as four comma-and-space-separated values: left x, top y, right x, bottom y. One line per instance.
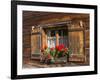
47, 31, 51, 37
47, 30, 56, 48
48, 37, 56, 48
59, 29, 68, 47
51, 30, 55, 37
58, 30, 62, 36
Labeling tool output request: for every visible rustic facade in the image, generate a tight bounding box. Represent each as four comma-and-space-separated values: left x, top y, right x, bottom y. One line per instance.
23, 11, 89, 68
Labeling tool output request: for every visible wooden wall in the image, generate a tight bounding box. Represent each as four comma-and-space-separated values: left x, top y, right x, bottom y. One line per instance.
23, 25, 31, 64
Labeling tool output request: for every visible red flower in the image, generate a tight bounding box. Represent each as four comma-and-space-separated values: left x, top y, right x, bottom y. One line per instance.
47, 54, 51, 59
56, 45, 59, 50
56, 44, 65, 51
58, 47, 62, 51
60, 44, 65, 49
64, 48, 68, 54
50, 47, 55, 51
64, 48, 68, 52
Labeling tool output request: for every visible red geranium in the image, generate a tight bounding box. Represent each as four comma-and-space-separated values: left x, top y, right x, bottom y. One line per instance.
50, 47, 55, 51
56, 44, 65, 51
47, 54, 51, 59
55, 45, 59, 50
64, 48, 68, 53
60, 44, 65, 49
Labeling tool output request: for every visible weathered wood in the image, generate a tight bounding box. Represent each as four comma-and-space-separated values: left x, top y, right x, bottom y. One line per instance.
23, 11, 89, 66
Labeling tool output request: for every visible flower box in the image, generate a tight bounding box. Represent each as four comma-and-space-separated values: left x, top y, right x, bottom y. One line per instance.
40, 44, 72, 64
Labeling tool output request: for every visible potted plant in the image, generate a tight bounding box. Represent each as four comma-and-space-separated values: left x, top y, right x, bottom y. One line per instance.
40, 44, 72, 64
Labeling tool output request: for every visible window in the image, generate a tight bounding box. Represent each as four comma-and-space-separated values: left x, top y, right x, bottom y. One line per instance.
47, 29, 68, 48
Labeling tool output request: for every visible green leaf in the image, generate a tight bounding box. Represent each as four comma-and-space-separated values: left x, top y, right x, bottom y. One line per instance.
67, 48, 72, 56
50, 50, 56, 57
45, 48, 50, 54
58, 52, 63, 58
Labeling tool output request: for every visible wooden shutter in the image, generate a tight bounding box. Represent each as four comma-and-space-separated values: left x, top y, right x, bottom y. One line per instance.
68, 30, 85, 62
68, 31, 84, 54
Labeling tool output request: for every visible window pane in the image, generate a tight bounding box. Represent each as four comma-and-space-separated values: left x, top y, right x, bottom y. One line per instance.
58, 30, 62, 36
59, 29, 68, 47
51, 30, 55, 37
47, 30, 56, 48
